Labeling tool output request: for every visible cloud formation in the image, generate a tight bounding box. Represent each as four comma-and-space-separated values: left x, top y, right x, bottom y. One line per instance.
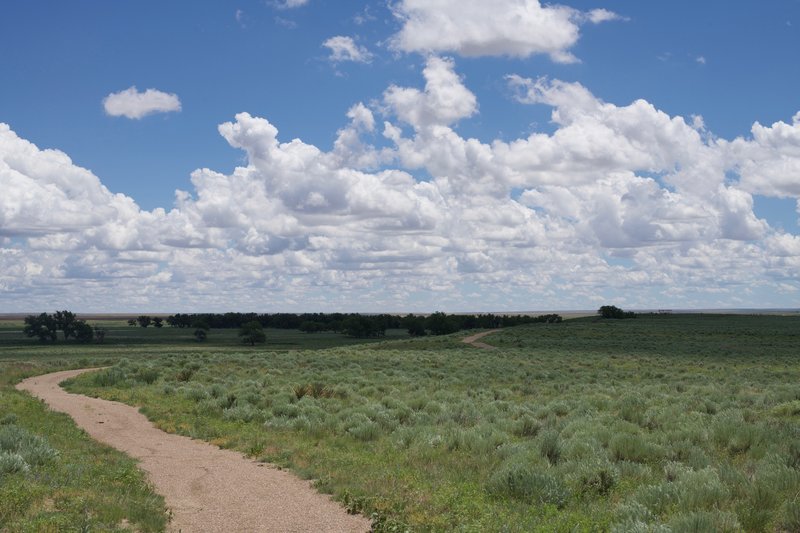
103, 87, 182, 119
390, 0, 621, 62
323, 36, 374, 63
274, 0, 308, 9
2, 57, 799, 311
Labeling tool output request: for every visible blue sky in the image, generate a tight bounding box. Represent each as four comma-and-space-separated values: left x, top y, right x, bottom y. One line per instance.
1, 1, 799, 312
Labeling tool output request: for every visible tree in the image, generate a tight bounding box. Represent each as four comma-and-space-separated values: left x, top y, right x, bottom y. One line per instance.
598, 305, 636, 319
426, 312, 459, 336
23, 313, 58, 342
299, 321, 324, 333
192, 320, 210, 342
73, 320, 94, 343
152, 317, 164, 328
127, 318, 137, 327
53, 310, 77, 340
137, 315, 152, 328
239, 320, 266, 346
341, 316, 385, 338
402, 314, 427, 337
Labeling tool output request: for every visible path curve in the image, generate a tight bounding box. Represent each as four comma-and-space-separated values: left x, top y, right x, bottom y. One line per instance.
462, 329, 502, 349
17, 369, 371, 533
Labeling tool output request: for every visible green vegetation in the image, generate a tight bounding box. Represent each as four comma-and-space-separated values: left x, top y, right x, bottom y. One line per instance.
598, 305, 636, 319
44, 312, 799, 532
0, 360, 167, 531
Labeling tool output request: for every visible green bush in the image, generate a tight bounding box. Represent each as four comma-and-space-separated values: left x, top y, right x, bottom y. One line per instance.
609, 433, 663, 463
0, 451, 30, 475
488, 462, 570, 507
0, 424, 58, 466
539, 430, 563, 465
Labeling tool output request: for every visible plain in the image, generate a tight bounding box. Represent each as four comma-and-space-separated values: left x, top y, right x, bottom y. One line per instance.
2, 313, 800, 531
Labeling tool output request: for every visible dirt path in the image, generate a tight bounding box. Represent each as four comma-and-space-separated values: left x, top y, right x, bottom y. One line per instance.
462, 329, 502, 349
17, 369, 371, 533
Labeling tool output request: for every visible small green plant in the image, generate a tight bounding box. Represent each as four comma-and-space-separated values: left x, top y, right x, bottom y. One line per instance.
539, 430, 563, 465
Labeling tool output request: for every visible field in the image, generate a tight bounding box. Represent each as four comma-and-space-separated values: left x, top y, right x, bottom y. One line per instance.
3, 314, 800, 531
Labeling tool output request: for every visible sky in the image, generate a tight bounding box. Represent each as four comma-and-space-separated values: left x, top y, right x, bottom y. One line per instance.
1, 0, 799, 313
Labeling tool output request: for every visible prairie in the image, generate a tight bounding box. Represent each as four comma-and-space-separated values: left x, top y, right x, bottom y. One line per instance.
39, 313, 800, 531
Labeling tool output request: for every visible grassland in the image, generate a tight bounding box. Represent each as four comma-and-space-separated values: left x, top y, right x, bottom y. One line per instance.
24, 313, 796, 532
0, 321, 406, 531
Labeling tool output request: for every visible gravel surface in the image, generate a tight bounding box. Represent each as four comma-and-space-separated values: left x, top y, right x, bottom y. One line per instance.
17, 369, 372, 533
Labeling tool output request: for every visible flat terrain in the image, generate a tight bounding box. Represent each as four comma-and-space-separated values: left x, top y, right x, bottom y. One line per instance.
4, 313, 800, 531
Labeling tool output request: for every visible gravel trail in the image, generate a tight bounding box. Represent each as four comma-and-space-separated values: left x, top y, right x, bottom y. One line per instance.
461, 329, 502, 349
17, 369, 371, 533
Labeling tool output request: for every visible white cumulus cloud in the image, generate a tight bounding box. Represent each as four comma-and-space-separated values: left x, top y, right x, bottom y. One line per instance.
323, 36, 374, 63
103, 87, 182, 119
390, 0, 621, 62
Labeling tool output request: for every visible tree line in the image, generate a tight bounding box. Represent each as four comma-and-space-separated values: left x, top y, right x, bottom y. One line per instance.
132, 311, 564, 338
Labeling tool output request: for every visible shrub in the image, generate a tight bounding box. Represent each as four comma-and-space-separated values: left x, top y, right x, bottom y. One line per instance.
488, 462, 570, 508
630, 482, 680, 517
513, 415, 542, 437
539, 430, 563, 465
609, 433, 663, 463
668, 511, 740, 533
781, 501, 800, 532
788, 440, 800, 469
135, 367, 160, 385
92, 367, 127, 387
347, 420, 381, 442
618, 395, 647, 426
676, 469, 729, 511
569, 459, 619, 496
175, 367, 195, 382
0, 451, 29, 475
181, 386, 208, 402
0, 425, 58, 466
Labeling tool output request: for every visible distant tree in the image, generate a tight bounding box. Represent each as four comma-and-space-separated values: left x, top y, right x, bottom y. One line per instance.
192, 320, 210, 342
598, 305, 636, 319
127, 318, 137, 327
73, 320, 94, 343
341, 316, 385, 338
167, 314, 192, 328
152, 317, 164, 328
402, 314, 427, 337
239, 320, 266, 346
137, 315, 152, 328
426, 312, 459, 336
23, 313, 58, 342
53, 310, 77, 340
93, 325, 107, 344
